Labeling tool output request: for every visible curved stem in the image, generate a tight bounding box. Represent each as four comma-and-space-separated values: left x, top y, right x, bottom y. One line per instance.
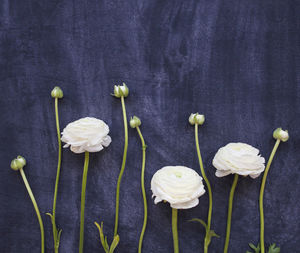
172, 208, 179, 253
259, 139, 281, 253
79, 152, 90, 253
195, 124, 213, 252
136, 126, 147, 253
224, 174, 239, 253
114, 96, 128, 237
52, 97, 62, 253
20, 168, 45, 253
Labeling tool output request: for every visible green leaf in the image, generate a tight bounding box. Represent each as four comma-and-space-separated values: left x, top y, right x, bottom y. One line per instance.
46, 212, 53, 218
189, 218, 207, 230
46, 212, 61, 250
55, 229, 62, 249
109, 235, 120, 253
209, 230, 220, 238
268, 243, 280, 253
189, 218, 219, 247
46, 212, 54, 224
247, 242, 260, 253
95, 222, 109, 253
104, 236, 109, 252
205, 229, 220, 247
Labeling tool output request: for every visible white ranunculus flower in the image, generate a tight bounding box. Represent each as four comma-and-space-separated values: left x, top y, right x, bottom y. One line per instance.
61, 117, 111, 154
213, 143, 265, 179
151, 166, 206, 209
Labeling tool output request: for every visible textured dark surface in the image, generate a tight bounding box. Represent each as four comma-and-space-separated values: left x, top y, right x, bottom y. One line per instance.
0, 0, 299, 252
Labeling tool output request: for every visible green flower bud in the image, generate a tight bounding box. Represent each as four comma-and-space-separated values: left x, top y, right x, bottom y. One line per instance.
113, 83, 129, 98
130, 116, 141, 128
10, 155, 26, 171
51, 86, 64, 98
273, 128, 289, 142
189, 113, 205, 125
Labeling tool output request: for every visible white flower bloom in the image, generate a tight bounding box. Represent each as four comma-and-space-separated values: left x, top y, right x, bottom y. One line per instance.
151, 166, 205, 209
213, 143, 265, 179
61, 117, 111, 154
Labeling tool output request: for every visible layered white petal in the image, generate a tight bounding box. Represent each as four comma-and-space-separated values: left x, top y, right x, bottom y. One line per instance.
151, 166, 205, 209
213, 143, 265, 178
61, 117, 111, 154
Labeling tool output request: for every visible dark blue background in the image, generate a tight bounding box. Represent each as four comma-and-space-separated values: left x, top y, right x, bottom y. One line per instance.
0, 0, 299, 252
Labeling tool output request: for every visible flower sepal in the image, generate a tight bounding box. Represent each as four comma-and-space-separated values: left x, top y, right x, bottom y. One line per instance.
113, 83, 129, 98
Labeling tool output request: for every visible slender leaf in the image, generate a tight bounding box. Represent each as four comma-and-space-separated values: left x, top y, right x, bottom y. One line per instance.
189, 218, 207, 230
95, 222, 109, 253
109, 235, 120, 253
56, 229, 62, 248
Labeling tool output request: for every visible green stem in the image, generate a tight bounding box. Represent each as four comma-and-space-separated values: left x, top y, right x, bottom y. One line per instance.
259, 139, 281, 253
114, 96, 128, 237
172, 208, 179, 253
136, 126, 147, 253
224, 174, 239, 253
79, 152, 90, 253
52, 97, 62, 253
195, 124, 213, 252
20, 168, 45, 253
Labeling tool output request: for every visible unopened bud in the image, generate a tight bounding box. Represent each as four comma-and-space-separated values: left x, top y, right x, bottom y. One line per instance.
130, 116, 141, 128
113, 83, 129, 98
273, 128, 289, 142
189, 113, 205, 125
10, 155, 26, 171
51, 86, 63, 99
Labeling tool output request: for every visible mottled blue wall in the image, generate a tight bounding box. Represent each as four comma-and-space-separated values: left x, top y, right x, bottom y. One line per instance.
0, 0, 299, 252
